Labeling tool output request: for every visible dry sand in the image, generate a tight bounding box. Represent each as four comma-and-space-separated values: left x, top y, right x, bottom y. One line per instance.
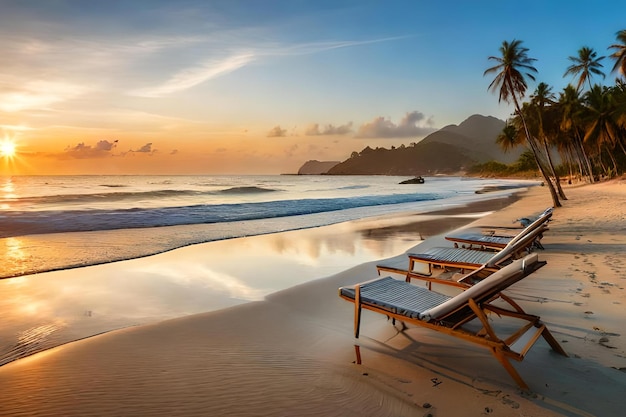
0, 181, 625, 416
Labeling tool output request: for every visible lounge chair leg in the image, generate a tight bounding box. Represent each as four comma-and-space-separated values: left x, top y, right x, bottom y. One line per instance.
492, 348, 530, 392
354, 345, 362, 364
354, 285, 362, 339
541, 326, 568, 356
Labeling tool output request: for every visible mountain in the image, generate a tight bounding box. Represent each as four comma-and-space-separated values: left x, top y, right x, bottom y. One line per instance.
426, 114, 519, 164
297, 160, 340, 175
325, 114, 517, 176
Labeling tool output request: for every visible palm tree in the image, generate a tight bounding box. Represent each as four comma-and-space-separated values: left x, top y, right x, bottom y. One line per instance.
609, 29, 626, 79
558, 85, 595, 182
495, 121, 523, 152
484, 39, 561, 207
530, 82, 567, 199
583, 85, 625, 176
564, 46, 605, 92
614, 80, 626, 130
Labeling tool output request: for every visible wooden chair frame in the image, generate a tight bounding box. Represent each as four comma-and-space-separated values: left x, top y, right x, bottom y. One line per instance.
340, 255, 567, 391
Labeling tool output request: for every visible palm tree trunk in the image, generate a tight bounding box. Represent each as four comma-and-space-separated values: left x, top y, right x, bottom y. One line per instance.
575, 131, 594, 183
540, 135, 567, 199
507, 80, 561, 207
565, 143, 578, 183
606, 146, 619, 176
566, 134, 584, 181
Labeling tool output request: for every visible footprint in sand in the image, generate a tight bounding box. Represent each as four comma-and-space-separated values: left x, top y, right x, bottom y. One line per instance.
599, 337, 617, 349
500, 395, 520, 409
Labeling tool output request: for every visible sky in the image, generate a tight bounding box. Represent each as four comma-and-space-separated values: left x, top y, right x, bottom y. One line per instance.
0, 0, 624, 175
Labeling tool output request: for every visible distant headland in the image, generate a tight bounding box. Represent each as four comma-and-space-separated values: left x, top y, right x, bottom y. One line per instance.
296, 114, 519, 176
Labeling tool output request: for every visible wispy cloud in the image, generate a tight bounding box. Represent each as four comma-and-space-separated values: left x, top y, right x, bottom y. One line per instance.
0, 80, 87, 112
131, 53, 255, 97
128, 36, 403, 98
1, 124, 34, 132
269, 36, 409, 57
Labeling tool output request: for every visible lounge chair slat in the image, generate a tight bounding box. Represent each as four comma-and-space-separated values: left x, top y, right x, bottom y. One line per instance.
340, 277, 451, 319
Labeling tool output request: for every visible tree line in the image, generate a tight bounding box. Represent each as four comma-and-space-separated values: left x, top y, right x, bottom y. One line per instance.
484, 30, 626, 208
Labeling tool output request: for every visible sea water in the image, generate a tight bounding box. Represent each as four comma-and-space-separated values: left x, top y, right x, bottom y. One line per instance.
0, 174, 539, 365
0, 174, 529, 236
0, 175, 538, 278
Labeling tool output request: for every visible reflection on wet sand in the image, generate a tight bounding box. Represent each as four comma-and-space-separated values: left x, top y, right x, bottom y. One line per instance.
0, 207, 494, 366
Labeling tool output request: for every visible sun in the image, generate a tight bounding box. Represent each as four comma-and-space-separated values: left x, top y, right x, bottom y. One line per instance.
0, 139, 16, 158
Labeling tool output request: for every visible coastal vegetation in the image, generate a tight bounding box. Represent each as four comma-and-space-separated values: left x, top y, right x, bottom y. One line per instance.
484, 30, 626, 207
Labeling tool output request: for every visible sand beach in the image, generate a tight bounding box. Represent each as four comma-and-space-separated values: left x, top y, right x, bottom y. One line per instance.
0, 180, 625, 416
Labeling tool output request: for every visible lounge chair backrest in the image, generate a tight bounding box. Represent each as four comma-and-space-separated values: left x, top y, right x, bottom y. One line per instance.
419, 253, 539, 322
504, 208, 552, 248
484, 224, 546, 268
481, 208, 551, 268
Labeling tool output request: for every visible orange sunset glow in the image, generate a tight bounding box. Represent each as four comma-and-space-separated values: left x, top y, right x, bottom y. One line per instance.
1, 2, 622, 176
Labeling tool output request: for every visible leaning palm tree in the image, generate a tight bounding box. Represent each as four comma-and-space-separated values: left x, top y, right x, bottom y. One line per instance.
558, 85, 595, 182
564, 46, 605, 92
609, 29, 626, 79
484, 39, 561, 207
530, 82, 567, 199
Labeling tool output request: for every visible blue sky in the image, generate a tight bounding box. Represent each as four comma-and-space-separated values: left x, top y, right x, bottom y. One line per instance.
0, 0, 624, 174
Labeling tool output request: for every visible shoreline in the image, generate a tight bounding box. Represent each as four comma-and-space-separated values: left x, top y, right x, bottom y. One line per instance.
0, 184, 527, 280
0, 192, 520, 367
0, 181, 624, 416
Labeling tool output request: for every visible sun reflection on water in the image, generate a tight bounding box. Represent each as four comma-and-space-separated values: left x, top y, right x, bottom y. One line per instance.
1, 177, 16, 209
0, 211, 483, 366
3, 237, 30, 277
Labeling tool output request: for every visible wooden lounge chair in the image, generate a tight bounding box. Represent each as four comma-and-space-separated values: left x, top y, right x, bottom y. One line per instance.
444, 207, 553, 250
339, 254, 567, 391
407, 223, 546, 274
376, 221, 548, 288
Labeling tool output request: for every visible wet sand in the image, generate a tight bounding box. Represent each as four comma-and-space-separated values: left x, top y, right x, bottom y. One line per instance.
0, 195, 516, 366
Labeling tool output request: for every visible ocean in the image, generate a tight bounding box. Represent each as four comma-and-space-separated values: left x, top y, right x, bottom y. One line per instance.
0, 175, 539, 278
0, 174, 539, 365
0, 175, 531, 236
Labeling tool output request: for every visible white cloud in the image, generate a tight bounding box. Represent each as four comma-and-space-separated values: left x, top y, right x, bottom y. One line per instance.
267, 125, 287, 137
305, 122, 353, 136
0, 124, 34, 131
134, 143, 154, 153
355, 111, 436, 138
62, 139, 118, 159
270, 37, 410, 57
0, 80, 87, 112
131, 53, 255, 97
